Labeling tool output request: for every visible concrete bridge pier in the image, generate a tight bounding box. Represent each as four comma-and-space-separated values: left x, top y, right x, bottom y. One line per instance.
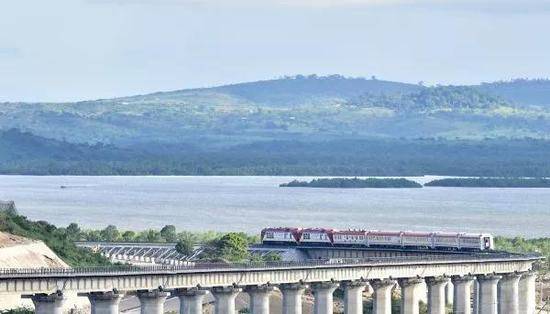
312, 281, 339, 314
519, 271, 536, 314
370, 279, 395, 314
136, 289, 169, 314
477, 274, 501, 314
341, 280, 367, 314
280, 283, 308, 314
173, 288, 208, 314
399, 278, 424, 314
212, 286, 242, 314
245, 285, 275, 314
452, 275, 474, 314
425, 276, 449, 314
472, 279, 479, 314
497, 272, 521, 314
445, 282, 453, 306
22, 293, 65, 314
80, 291, 122, 314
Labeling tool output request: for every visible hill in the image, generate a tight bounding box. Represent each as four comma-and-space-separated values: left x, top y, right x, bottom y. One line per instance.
119, 74, 422, 107
2, 75, 550, 176
475, 79, 550, 107
2, 75, 550, 145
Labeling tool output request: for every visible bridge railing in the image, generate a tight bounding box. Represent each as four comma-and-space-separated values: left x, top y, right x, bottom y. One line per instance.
0, 252, 541, 278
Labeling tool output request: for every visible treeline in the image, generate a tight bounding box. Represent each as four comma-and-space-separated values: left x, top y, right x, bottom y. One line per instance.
350, 85, 505, 112
77, 224, 258, 245
4, 129, 550, 176
494, 237, 550, 273
76, 224, 269, 262
280, 178, 422, 188
425, 177, 550, 187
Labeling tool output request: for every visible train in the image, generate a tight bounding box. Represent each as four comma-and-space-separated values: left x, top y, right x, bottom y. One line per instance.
260, 227, 494, 251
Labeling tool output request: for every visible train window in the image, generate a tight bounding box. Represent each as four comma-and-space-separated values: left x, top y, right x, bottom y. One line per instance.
266, 232, 274, 238
303, 234, 310, 240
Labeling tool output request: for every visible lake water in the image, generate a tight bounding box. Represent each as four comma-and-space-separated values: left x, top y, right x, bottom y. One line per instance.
0, 176, 549, 237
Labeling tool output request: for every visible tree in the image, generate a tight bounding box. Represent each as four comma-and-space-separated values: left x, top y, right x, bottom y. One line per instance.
66, 223, 81, 241
85, 230, 102, 241
175, 238, 195, 256
160, 225, 177, 242
100, 225, 119, 242
216, 233, 249, 262
121, 230, 136, 242
142, 229, 162, 242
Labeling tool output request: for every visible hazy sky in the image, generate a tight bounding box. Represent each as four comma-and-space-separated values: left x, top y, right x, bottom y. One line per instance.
2, 0, 550, 102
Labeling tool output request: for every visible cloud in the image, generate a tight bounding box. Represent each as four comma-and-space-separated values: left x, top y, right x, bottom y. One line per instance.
85, 0, 547, 6
85, 0, 550, 13
0, 47, 21, 58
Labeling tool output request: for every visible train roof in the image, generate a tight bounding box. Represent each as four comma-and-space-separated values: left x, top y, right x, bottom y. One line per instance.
402, 231, 432, 236
334, 229, 367, 235
262, 227, 302, 232
460, 233, 491, 238
433, 232, 460, 237
262, 227, 492, 237
367, 230, 402, 236
301, 227, 335, 233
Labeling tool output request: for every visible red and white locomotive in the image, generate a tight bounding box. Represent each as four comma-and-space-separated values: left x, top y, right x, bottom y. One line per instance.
260, 227, 494, 251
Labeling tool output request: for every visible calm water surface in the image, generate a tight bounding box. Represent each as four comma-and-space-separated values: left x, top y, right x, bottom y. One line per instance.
0, 176, 549, 237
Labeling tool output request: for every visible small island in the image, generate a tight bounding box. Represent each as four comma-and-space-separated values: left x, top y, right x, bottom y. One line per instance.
279, 177, 422, 188
424, 177, 550, 188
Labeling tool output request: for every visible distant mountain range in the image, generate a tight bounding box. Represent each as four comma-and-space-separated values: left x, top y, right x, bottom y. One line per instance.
1, 75, 550, 146
2, 75, 550, 175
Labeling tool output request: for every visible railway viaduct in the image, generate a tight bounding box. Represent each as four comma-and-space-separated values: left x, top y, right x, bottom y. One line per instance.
0, 253, 541, 314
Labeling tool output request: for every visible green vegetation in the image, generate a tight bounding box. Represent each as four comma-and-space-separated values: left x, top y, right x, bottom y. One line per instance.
175, 238, 194, 256
202, 232, 251, 262
2, 76, 550, 176
350, 85, 507, 113
2, 76, 550, 147
6, 130, 550, 177
280, 177, 422, 188
0, 207, 545, 269
0, 211, 270, 264
0, 211, 110, 267
494, 237, 550, 273
80, 224, 249, 244
425, 177, 550, 187
79, 225, 268, 262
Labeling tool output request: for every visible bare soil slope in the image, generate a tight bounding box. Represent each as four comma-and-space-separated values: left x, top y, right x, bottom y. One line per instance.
0, 231, 68, 268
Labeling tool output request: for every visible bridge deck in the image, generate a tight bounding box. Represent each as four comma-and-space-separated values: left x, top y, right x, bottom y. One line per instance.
0, 252, 540, 278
